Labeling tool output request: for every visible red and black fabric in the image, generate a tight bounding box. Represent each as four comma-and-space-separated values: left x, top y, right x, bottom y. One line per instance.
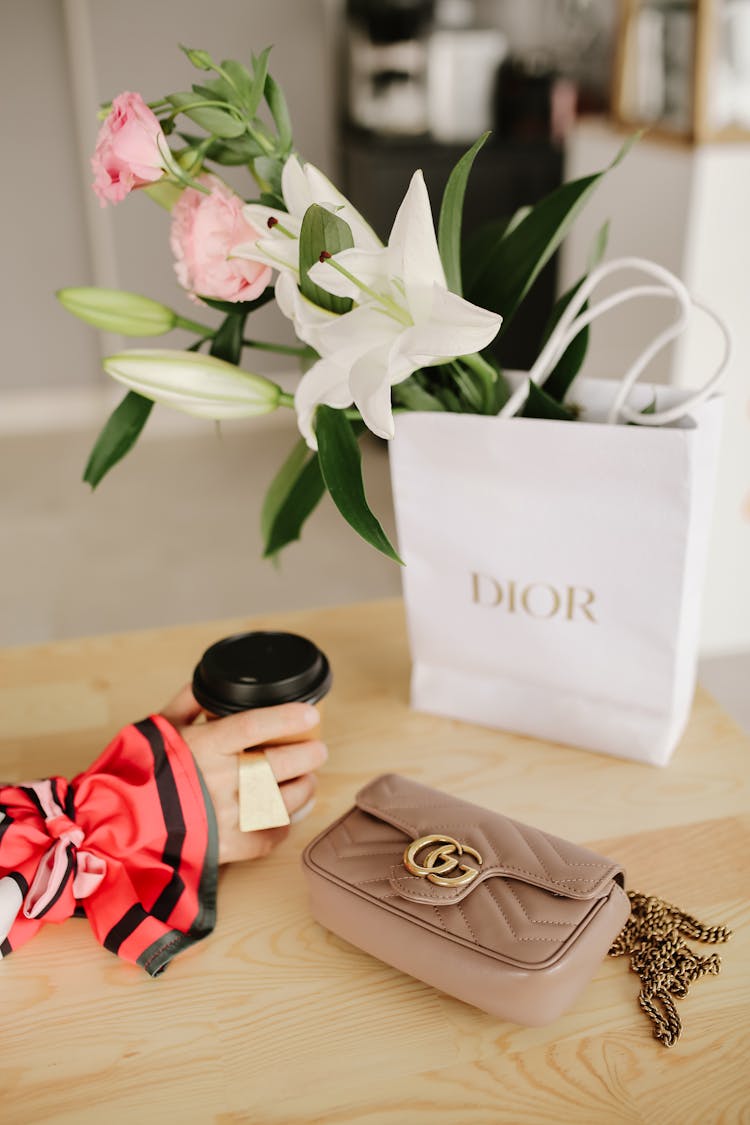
0, 714, 218, 976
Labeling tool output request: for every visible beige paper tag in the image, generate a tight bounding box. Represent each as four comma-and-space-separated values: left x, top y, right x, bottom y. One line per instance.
238, 750, 291, 832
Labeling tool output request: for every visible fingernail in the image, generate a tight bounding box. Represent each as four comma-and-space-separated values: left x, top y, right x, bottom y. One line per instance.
290, 796, 317, 824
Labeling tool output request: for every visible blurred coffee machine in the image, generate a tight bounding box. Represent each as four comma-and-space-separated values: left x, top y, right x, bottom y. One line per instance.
345, 0, 435, 135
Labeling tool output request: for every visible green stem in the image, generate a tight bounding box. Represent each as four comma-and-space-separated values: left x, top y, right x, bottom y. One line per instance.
242, 338, 315, 358
448, 361, 484, 412
323, 259, 411, 326
460, 351, 501, 413
175, 315, 214, 337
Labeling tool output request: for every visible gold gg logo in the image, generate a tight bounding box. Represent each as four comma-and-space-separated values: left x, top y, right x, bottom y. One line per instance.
403, 835, 483, 887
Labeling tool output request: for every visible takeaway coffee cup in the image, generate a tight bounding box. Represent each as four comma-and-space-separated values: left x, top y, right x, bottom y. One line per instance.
192, 631, 332, 833
192, 630, 332, 730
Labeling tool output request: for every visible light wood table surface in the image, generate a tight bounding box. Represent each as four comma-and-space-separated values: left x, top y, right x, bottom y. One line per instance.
1, 599, 748, 1124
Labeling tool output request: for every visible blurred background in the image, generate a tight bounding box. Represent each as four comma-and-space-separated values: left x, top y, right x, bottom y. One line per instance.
0, 0, 748, 722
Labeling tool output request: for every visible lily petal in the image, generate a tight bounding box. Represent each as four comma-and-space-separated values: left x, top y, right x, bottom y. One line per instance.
103, 349, 281, 419
234, 233, 299, 275
388, 170, 447, 323
303, 163, 382, 251
313, 302, 400, 363
281, 155, 313, 217
349, 344, 401, 439
307, 246, 391, 301
394, 284, 502, 367
275, 273, 336, 352
294, 356, 354, 449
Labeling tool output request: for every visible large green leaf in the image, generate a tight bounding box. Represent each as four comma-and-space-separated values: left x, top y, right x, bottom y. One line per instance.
298, 204, 355, 315
437, 132, 489, 296
521, 382, 577, 421
461, 210, 529, 297
209, 312, 247, 364
83, 391, 153, 489
165, 92, 246, 138
542, 220, 610, 402
315, 406, 402, 564
466, 138, 634, 333
261, 439, 326, 557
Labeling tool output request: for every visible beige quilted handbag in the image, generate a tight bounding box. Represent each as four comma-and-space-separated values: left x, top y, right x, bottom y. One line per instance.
302, 773, 630, 1027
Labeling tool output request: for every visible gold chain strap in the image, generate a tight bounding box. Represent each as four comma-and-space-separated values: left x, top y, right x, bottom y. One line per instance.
608, 891, 732, 1047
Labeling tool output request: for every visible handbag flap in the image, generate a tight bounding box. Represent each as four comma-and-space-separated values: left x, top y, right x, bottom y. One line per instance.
355, 774, 623, 905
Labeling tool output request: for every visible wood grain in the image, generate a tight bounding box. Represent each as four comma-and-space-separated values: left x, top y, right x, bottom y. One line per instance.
0, 599, 748, 1124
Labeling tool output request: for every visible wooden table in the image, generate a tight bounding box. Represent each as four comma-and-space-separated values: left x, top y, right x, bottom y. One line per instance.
1, 600, 748, 1124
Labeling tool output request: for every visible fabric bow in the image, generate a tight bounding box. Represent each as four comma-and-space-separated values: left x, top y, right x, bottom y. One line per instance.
0, 716, 218, 975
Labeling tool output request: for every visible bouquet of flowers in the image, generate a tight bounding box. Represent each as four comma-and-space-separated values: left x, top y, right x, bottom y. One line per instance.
59, 45, 628, 563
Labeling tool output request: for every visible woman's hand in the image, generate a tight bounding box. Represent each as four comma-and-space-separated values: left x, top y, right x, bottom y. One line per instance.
160, 684, 327, 865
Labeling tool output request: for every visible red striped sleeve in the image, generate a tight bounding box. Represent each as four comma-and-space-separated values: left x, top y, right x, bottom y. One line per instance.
0, 716, 218, 974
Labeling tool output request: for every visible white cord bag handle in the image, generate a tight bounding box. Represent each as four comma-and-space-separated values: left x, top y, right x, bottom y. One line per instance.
498, 257, 731, 425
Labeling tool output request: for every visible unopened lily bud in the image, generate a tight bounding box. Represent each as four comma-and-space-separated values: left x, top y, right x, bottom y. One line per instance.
56, 288, 178, 336
102, 349, 283, 419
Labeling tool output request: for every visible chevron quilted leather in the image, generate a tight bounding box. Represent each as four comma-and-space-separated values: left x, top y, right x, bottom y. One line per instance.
302, 774, 631, 1024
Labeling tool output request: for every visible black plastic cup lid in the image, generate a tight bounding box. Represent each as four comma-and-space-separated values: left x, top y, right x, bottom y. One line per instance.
192, 631, 332, 715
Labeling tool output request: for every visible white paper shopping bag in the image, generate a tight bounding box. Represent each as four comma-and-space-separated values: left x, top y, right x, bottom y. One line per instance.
389, 259, 729, 766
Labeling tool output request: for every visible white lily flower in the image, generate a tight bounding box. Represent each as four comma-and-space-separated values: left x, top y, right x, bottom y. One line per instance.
235, 155, 381, 276
295, 170, 502, 446
103, 349, 281, 419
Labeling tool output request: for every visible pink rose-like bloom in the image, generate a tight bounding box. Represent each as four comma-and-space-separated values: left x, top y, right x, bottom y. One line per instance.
92, 92, 166, 206
170, 175, 272, 303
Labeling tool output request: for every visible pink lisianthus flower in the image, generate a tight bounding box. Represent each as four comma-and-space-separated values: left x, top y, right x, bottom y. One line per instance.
91, 92, 166, 206
170, 175, 272, 303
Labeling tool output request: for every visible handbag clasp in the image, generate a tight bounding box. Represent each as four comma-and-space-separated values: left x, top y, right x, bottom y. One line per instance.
403, 834, 483, 887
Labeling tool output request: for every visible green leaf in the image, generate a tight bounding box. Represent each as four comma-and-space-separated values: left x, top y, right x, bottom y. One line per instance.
587, 219, 610, 271
83, 391, 153, 489
165, 92, 246, 138
461, 210, 531, 297
219, 59, 255, 111
438, 132, 489, 296
264, 70, 293, 152
521, 382, 577, 421
176, 131, 265, 163
392, 377, 447, 412
254, 155, 284, 198
209, 312, 247, 364
191, 80, 235, 104
201, 290, 274, 317
262, 439, 326, 557
299, 204, 355, 314
245, 47, 272, 119
466, 137, 635, 332
542, 220, 610, 402
315, 406, 402, 564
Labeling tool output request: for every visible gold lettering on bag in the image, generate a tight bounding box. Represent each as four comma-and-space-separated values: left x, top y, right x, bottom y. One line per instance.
470, 572, 597, 623
403, 834, 483, 887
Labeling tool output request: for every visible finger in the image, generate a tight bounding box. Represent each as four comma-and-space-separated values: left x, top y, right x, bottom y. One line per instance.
264, 740, 328, 783
279, 772, 317, 816
200, 702, 320, 756
161, 683, 203, 726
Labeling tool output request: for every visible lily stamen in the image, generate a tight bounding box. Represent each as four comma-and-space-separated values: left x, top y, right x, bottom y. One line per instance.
318, 254, 411, 326
267, 216, 296, 239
